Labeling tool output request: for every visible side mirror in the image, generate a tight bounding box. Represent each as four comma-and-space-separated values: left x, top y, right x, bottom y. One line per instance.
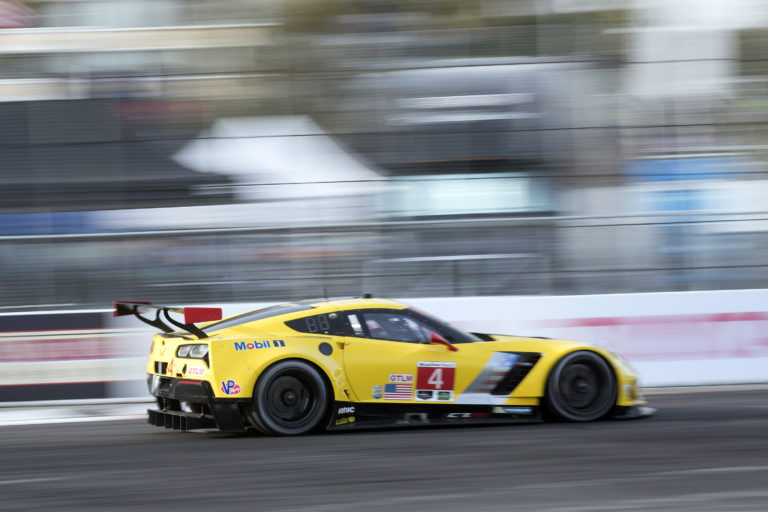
430, 331, 459, 352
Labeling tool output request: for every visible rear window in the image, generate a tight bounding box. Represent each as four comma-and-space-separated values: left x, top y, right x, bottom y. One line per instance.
202, 303, 314, 332
285, 312, 352, 336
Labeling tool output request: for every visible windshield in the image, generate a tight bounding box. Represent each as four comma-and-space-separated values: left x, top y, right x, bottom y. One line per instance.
202, 303, 314, 332
404, 308, 481, 344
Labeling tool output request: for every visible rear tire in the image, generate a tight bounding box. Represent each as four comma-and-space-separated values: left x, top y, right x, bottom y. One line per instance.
545, 351, 616, 422
249, 360, 329, 435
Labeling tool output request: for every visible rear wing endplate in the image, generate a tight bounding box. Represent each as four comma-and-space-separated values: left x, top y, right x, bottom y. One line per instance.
113, 300, 222, 339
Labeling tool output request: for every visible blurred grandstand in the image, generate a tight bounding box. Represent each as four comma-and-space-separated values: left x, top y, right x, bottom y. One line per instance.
2, 0, 768, 309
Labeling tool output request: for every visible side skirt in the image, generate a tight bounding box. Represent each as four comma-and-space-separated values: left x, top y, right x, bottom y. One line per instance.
328, 401, 543, 430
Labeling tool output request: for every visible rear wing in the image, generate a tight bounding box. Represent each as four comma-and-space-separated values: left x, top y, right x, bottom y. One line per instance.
113, 300, 222, 339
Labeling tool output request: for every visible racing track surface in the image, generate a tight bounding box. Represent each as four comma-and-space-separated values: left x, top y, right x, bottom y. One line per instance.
0, 389, 766, 512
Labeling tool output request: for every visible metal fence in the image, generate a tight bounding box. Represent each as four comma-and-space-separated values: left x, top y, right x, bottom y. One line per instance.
2, 211, 767, 311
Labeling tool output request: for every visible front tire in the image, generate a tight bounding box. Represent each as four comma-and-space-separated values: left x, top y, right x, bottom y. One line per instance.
545, 351, 617, 422
250, 360, 329, 435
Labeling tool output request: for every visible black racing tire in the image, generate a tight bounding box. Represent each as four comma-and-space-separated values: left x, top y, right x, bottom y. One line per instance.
545, 350, 617, 422
249, 360, 329, 435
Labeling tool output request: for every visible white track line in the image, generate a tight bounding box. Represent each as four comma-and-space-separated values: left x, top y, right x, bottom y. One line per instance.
643, 383, 768, 395
0, 398, 152, 408
0, 414, 145, 427
0, 477, 71, 485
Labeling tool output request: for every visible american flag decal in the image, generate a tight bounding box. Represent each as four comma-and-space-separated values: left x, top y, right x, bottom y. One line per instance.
384, 383, 412, 400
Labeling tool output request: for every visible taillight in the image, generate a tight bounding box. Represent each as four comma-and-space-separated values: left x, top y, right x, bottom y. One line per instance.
176, 344, 209, 360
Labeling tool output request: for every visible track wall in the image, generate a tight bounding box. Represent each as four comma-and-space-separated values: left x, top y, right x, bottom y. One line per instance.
1, 289, 766, 402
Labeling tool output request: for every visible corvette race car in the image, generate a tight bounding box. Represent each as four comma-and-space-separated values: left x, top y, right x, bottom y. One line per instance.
114, 296, 652, 435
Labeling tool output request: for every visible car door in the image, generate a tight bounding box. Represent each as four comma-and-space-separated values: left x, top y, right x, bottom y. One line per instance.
341, 308, 489, 404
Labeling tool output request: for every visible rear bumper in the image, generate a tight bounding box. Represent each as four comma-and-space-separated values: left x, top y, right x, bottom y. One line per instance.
147, 374, 248, 432
148, 374, 214, 402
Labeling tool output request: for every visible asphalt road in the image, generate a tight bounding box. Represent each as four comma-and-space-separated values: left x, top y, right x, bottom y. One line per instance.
0, 389, 766, 512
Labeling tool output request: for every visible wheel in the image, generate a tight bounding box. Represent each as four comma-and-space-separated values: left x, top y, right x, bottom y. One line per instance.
545, 351, 617, 422
249, 360, 329, 435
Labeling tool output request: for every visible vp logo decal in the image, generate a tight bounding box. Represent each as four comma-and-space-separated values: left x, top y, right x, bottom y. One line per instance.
221, 380, 241, 395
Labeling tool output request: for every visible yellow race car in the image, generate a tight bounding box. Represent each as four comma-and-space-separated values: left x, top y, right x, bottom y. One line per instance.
114, 296, 652, 435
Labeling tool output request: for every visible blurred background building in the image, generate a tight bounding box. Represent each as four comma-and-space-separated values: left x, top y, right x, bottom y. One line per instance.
2, 0, 768, 309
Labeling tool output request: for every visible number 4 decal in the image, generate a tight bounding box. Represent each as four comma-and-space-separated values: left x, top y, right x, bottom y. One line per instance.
427, 368, 444, 389
417, 361, 456, 391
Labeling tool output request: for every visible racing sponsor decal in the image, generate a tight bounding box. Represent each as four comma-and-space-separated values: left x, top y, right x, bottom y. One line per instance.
384, 383, 412, 400
187, 365, 205, 377
337, 406, 355, 415
388, 373, 414, 384
233, 339, 286, 351
335, 416, 355, 426
493, 406, 533, 415
220, 379, 241, 395
415, 389, 454, 401
372, 385, 383, 399
415, 361, 456, 401
416, 390, 433, 400
446, 412, 488, 420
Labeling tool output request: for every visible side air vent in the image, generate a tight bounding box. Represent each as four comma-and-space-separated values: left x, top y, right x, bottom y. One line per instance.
491, 353, 542, 395
155, 361, 168, 374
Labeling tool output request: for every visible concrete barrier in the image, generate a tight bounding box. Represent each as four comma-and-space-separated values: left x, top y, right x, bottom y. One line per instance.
407, 290, 768, 387
0, 309, 151, 402
1, 289, 766, 403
